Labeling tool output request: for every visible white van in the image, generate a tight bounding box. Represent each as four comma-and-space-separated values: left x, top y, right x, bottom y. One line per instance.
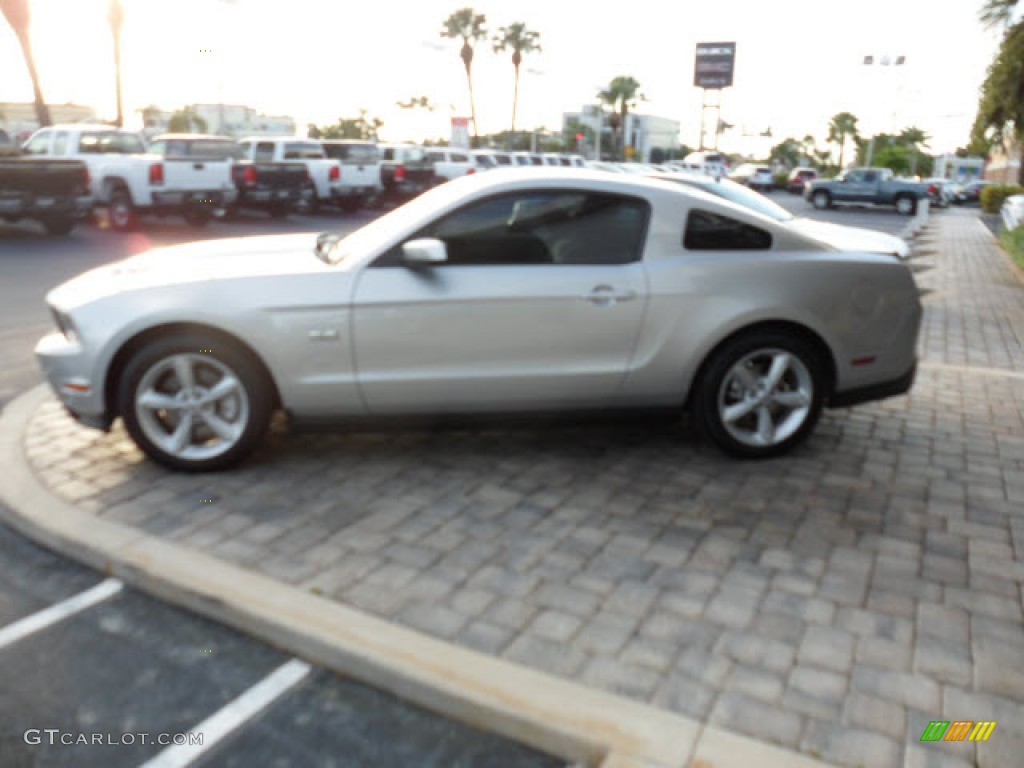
424, 148, 475, 181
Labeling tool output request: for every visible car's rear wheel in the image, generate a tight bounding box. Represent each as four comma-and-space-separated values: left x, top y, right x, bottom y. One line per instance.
693, 331, 825, 459
895, 195, 917, 216
812, 190, 831, 210
118, 335, 274, 472
41, 215, 75, 236
109, 189, 138, 232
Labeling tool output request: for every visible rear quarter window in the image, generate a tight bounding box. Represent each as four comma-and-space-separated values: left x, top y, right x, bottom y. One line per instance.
683, 210, 773, 251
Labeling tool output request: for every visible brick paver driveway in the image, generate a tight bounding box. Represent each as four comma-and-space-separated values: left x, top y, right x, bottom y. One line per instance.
24, 208, 1024, 768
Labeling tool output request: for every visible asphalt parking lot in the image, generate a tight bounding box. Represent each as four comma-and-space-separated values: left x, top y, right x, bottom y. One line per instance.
3, 200, 1023, 768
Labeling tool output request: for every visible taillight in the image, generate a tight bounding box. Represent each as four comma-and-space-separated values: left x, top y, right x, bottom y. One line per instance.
467, 168, 475, 175
149, 163, 164, 185
329, 165, 340, 181
242, 166, 258, 186
394, 164, 406, 182
928, 184, 937, 195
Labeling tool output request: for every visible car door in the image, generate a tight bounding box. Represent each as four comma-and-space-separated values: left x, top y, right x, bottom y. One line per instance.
351, 189, 651, 414
834, 170, 866, 202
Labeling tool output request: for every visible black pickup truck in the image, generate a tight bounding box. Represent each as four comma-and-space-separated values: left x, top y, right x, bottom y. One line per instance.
148, 135, 309, 218
0, 137, 92, 235
378, 143, 440, 206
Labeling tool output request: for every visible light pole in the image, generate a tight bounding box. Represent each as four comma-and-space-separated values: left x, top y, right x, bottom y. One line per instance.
861, 54, 906, 166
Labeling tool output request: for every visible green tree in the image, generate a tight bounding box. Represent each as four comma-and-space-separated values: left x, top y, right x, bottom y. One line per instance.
899, 126, 930, 175
309, 110, 382, 140
1, 0, 51, 127
770, 137, 803, 168
970, 19, 1024, 183
827, 112, 859, 170
980, 0, 1019, 30
167, 107, 207, 134
492, 22, 541, 139
597, 76, 643, 161
107, 0, 125, 127
441, 8, 487, 145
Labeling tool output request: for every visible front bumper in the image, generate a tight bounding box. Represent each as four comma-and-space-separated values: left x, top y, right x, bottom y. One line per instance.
34, 332, 112, 431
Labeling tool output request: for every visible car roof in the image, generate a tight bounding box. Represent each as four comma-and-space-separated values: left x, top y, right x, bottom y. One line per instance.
151, 133, 233, 141
41, 123, 137, 132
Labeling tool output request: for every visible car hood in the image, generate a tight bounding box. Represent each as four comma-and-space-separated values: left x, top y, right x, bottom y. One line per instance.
785, 218, 910, 259
48, 232, 332, 309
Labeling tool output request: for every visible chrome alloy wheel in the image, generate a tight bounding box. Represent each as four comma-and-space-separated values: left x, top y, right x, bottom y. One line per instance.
134, 353, 250, 461
716, 348, 813, 448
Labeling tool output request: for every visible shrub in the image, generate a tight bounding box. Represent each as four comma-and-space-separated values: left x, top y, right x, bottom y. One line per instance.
773, 171, 789, 190
1000, 223, 1024, 272
980, 184, 1024, 214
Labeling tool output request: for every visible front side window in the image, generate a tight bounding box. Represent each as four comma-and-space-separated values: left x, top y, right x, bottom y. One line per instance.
684, 209, 772, 251
451, 152, 468, 163
377, 191, 649, 267
78, 131, 144, 154
23, 131, 52, 155
863, 171, 878, 183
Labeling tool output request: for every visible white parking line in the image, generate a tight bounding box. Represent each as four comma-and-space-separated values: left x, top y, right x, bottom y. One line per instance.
0, 578, 123, 650
137, 658, 312, 768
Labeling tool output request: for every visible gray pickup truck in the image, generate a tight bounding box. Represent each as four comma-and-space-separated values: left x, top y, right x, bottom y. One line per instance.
804, 167, 931, 216
0, 136, 92, 235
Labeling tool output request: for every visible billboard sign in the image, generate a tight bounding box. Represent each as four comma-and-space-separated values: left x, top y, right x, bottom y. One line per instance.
694, 42, 736, 89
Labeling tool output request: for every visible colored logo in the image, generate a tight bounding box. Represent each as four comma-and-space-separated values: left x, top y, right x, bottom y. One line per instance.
920, 721, 996, 742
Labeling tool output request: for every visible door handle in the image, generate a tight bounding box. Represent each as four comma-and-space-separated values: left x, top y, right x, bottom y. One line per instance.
584, 285, 637, 306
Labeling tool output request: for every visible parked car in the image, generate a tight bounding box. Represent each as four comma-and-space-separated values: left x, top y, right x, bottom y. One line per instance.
651, 172, 911, 260
423, 148, 476, 181
728, 164, 774, 192
0, 134, 92, 235
953, 179, 994, 205
319, 140, 384, 212
237, 137, 342, 212
674, 151, 729, 177
787, 167, 818, 194
804, 167, 931, 215
511, 151, 544, 167
150, 135, 308, 219
22, 124, 237, 231
1001, 194, 1024, 231
378, 143, 439, 204
470, 150, 499, 171
920, 177, 954, 208
37, 168, 922, 471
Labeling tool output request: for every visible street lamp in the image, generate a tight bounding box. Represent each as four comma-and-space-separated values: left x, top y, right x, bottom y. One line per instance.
861, 53, 906, 166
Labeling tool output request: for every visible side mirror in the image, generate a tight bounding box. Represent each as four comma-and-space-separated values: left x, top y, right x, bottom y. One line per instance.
402, 238, 447, 266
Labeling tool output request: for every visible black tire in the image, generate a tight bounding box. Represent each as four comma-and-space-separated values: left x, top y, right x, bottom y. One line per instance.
184, 205, 212, 228
108, 188, 138, 232
41, 215, 75, 236
691, 330, 825, 459
117, 334, 274, 472
812, 190, 831, 211
895, 195, 917, 216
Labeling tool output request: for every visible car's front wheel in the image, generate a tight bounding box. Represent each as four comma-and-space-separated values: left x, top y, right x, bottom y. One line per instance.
693, 331, 825, 459
812, 190, 831, 210
895, 195, 917, 216
117, 335, 274, 472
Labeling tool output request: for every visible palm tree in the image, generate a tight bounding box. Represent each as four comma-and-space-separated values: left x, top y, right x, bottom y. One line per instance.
440, 8, 487, 144
168, 107, 207, 134
827, 112, 859, 170
1, 0, 51, 127
597, 76, 642, 161
492, 22, 541, 138
107, 0, 124, 127
980, 0, 1019, 30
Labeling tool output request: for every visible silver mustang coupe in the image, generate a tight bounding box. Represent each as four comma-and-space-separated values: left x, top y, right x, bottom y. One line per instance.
37, 169, 922, 471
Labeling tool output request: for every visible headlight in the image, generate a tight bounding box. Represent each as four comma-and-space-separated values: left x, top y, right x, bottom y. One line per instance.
51, 308, 78, 342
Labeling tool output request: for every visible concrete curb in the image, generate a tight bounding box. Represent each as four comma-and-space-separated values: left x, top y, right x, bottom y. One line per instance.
0, 385, 837, 768
897, 199, 931, 242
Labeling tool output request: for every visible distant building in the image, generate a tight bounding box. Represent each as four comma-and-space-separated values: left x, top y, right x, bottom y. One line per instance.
138, 104, 295, 138
933, 154, 985, 182
0, 102, 96, 141
983, 139, 1022, 184
563, 105, 680, 162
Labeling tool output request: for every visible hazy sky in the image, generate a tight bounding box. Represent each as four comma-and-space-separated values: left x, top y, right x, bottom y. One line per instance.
0, 0, 1007, 155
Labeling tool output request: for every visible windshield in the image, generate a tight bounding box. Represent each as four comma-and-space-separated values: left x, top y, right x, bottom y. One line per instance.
667, 176, 792, 221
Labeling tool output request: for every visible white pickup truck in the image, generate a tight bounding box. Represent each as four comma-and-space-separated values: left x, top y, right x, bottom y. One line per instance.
319, 140, 383, 212
22, 124, 237, 231
237, 137, 342, 212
